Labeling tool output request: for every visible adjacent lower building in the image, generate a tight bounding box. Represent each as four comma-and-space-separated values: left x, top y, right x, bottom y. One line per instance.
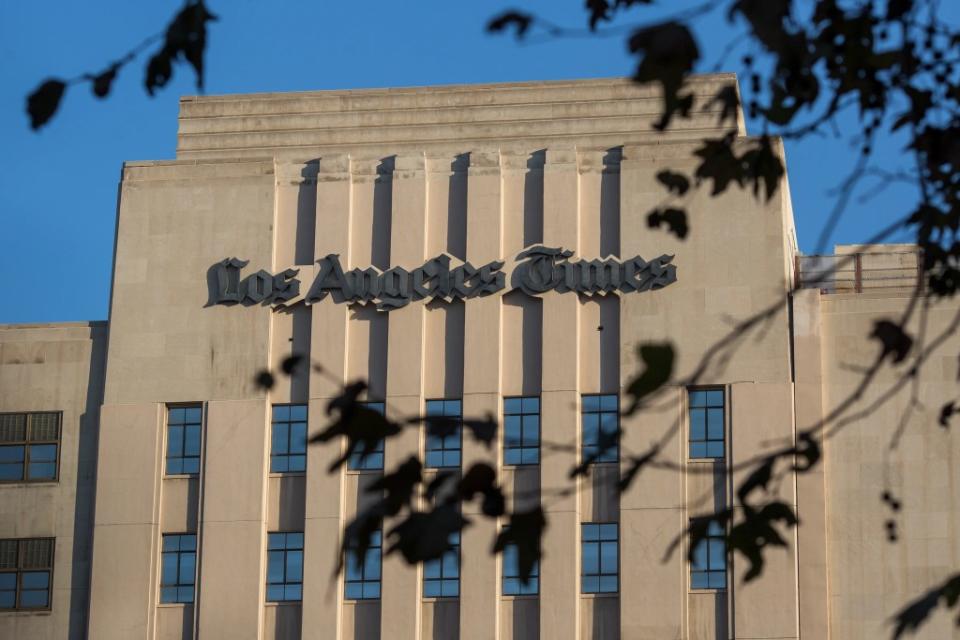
1, 77, 958, 639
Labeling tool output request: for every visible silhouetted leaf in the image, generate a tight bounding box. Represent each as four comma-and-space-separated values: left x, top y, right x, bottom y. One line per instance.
387, 504, 468, 563
493, 507, 547, 583
570, 426, 621, 477
459, 462, 506, 516
625, 342, 674, 412
338, 506, 385, 578
871, 320, 914, 364
740, 135, 784, 201
728, 0, 792, 52
425, 470, 457, 501
707, 83, 740, 124
26, 79, 66, 130
254, 370, 275, 390
281, 353, 304, 375
792, 433, 821, 471
737, 458, 776, 505
146, 0, 218, 95
463, 413, 498, 447
487, 11, 533, 39
312, 382, 402, 470
729, 501, 798, 582
367, 456, 423, 516
891, 573, 960, 639
648, 207, 689, 239
939, 401, 956, 429
91, 66, 118, 99
886, 0, 914, 21
656, 170, 691, 195
694, 132, 742, 195
628, 21, 700, 130
586, 0, 654, 31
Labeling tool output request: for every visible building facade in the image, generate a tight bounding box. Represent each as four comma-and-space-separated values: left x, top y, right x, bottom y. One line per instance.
1, 77, 958, 640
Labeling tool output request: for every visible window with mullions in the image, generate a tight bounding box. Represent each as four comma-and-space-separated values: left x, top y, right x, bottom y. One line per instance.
0, 538, 54, 610
160, 534, 196, 603
502, 540, 539, 596
166, 406, 202, 476
581, 395, 619, 464
0, 412, 60, 482
581, 523, 618, 594
345, 530, 382, 600
690, 521, 727, 589
266, 532, 303, 602
271, 405, 307, 473
347, 402, 385, 471
688, 389, 725, 459
423, 531, 459, 598
424, 400, 461, 468
503, 397, 539, 466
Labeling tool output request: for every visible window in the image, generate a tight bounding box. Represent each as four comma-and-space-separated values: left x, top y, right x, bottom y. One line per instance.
423, 531, 459, 598
424, 400, 461, 468
0, 538, 54, 610
347, 402, 385, 471
581, 395, 618, 464
266, 532, 303, 602
345, 530, 381, 600
690, 521, 727, 589
271, 405, 307, 473
502, 541, 539, 596
581, 523, 618, 594
689, 389, 725, 459
166, 406, 202, 476
160, 534, 196, 603
0, 412, 60, 482
504, 397, 539, 465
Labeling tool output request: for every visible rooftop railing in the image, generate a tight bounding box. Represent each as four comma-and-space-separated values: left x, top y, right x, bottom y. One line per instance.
795, 249, 922, 294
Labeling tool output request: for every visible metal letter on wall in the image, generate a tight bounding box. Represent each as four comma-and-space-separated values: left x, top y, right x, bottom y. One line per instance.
207, 244, 677, 311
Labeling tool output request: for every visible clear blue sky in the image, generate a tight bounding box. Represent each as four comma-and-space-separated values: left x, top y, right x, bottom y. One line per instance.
1, 1, 946, 323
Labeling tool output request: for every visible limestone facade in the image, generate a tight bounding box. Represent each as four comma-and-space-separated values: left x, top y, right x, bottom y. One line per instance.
1, 77, 958, 639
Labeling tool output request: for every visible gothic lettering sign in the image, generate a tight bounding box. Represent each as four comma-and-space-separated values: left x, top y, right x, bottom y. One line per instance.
207, 245, 676, 311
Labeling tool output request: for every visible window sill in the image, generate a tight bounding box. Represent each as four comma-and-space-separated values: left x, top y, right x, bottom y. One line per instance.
268, 472, 306, 478
344, 468, 383, 476
500, 594, 538, 601
579, 592, 618, 599
421, 597, 460, 603
686, 458, 725, 465
164, 474, 199, 480
157, 602, 192, 608
0, 609, 52, 616
264, 601, 301, 607
502, 463, 539, 470
0, 480, 59, 487
689, 588, 727, 594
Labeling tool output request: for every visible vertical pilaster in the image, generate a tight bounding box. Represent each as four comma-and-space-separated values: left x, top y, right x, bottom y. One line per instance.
382, 154, 427, 640
792, 289, 830, 639
460, 149, 503, 640
302, 153, 352, 639
618, 144, 685, 639
197, 399, 270, 638
539, 147, 581, 639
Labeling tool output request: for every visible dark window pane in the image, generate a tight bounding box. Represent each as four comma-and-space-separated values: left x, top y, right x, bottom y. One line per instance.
183, 425, 201, 456
20, 589, 49, 608
21, 571, 48, 589
28, 462, 56, 480
504, 398, 522, 413
582, 576, 599, 593
600, 395, 618, 411
160, 586, 178, 603
182, 458, 200, 475
29, 444, 57, 462
167, 426, 183, 457
582, 396, 600, 412
0, 463, 24, 481
0, 446, 25, 463
691, 571, 708, 589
